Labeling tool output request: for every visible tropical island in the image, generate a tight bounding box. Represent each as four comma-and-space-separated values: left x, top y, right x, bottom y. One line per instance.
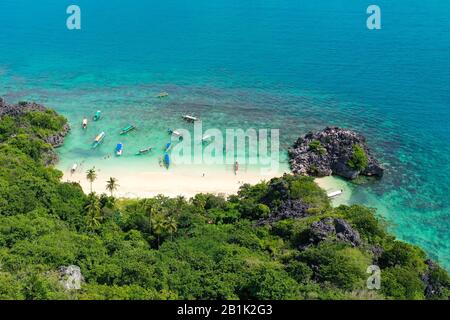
0, 99, 448, 300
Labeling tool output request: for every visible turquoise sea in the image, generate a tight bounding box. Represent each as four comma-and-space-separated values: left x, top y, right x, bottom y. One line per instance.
0, 0, 449, 269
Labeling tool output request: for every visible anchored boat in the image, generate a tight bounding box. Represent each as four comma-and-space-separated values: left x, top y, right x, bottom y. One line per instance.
327, 190, 343, 198
82, 118, 88, 129
116, 143, 124, 156
182, 115, 198, 122
168, 129, 183, 140
71, 163, 78, 174
92, 132, 106, 149
202, 134, 212, 144
165, 142, 172, 152
120, 124, 136, 135
156, 91, 169, 98
136, 147, 152, 155
93, 110, 101, 121
163, 153, 170, 168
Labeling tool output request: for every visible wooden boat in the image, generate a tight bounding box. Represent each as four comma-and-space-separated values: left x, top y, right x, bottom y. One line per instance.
82, 118, 88, 129
116, 143, 124, 156
327, 190, 343, 198
92, 131, 106, 149
120, 124, 136, 135
136, 147, 152, 155
156, 92, 169, 98
168, 129, 182, 137
93, 110, 101, 121
163, 153, 170, 168
168, 129, 183, 140
202, 134, 212, 144
182, 115, 198, 122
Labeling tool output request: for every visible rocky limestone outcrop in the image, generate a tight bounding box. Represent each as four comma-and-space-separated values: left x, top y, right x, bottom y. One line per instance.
0, 98, 70, 165
58, 265, 85, 290
289, 127, 383, 180
0, 100, 46, 117
301, 217, 362, 248
260, 199, 310, 225
421, 259, 450, 299
44, 122, 70, 148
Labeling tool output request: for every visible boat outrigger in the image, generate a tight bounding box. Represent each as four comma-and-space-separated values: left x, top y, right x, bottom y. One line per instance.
92, 132, 106, 149
82, 118, 88, 129
120, 124, 136, 135
156, 92, 169, 98
136, 147, 152, 155
93, 110, 101, 121
116, 143, 124, 156
182, 115, 198, 122
163, 153, 170, 168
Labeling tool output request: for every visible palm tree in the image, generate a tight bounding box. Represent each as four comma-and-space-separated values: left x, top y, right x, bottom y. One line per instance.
151, 214, 166, 248
84, 194, 101, 231
141, 199, 155, 231
106, 177, 119, 197
165, 216, 178, 241
86, 167, 97, 193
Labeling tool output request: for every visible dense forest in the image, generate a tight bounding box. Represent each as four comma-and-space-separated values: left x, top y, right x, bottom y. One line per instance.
0, 102, 448, 300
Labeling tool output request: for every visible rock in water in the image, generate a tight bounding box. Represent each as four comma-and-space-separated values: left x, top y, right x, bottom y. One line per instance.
289, 126, 383, 180
58, 265, 85, 290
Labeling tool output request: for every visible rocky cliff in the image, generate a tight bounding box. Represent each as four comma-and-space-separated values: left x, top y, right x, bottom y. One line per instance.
289, 127, 384, 180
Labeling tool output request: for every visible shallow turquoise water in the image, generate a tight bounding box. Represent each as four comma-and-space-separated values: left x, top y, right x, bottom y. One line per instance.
0, 0, 449, 269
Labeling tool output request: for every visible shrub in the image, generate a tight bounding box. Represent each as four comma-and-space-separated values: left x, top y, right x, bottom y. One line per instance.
308, 140, 326, 155
347, 144, 368, 171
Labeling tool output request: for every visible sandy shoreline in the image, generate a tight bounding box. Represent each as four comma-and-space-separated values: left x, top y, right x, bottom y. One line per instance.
63, 166, 289, 198
62, 164, 352, 205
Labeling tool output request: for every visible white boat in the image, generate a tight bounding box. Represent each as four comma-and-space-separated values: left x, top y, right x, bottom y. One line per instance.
327, 190, 343, 198
70, 163, 78, 174
182, 115, 198, 122
202, 134, 212, 144
170, 130, 182, 137
82, 118, 88, 129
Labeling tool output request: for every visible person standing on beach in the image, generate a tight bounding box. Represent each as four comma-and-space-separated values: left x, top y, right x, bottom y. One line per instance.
234, 161, 239, 175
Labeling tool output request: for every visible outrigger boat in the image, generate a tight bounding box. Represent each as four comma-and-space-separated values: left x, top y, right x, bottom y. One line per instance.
168, 129, 183, 140
163, 153, 170, 168
327, 190, 343, 198
136, 147, 152, 155
82, 118, 88, 129
165, 142, 172, 152
93, 110, 101, 121
202, 134, 212, 144
156, 91, 169, 98
92, 132, 106, 149
116, 143, 124, 156
182, 114, 198, 122
168, 129, 182, 137
120, 124, 136, 135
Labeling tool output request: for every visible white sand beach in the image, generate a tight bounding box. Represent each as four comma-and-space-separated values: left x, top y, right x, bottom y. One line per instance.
63, 165, 289, 199
62, 163, 352, 206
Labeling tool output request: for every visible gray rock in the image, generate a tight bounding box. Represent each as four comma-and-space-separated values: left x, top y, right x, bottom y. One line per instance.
289, 126, 383, 180
0, 98, 70, 165
421, 259, 450, 299
58, 265, 84, 290
304, 217, 362, 248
